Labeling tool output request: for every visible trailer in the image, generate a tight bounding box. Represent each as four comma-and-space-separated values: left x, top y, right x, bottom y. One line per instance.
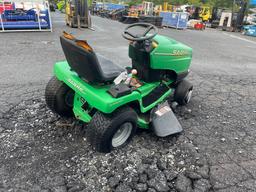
160, 12, 188, 29
243, 25, 256, 37
219, 1, 247, 32
0, 0, 52, 32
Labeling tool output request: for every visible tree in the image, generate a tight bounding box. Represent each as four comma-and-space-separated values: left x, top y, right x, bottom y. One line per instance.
188, 0, 202, 6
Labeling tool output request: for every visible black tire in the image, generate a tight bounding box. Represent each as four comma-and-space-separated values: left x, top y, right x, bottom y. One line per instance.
70, 18, 78, 28
70, 19, 74, 28
45, 76, 74, 117
174, 80, 193, 105
87, 107, 137, 153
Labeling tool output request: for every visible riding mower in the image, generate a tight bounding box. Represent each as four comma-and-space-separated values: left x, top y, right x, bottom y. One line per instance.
45, 23, 193, 153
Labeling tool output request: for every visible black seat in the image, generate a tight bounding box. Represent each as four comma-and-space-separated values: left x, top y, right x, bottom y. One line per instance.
60, 36, 124, 84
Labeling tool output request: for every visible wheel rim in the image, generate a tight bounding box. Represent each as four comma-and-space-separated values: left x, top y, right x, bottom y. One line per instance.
185, 89, 193, 104
112, 122, 133, 148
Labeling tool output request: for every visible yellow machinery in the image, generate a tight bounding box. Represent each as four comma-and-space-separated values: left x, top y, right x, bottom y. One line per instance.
199, 6, 212, 22
128, 4, 142, 17
154, 5, 162, 16
65, 0, 91, 28
128, 10, 139, 17
155, 2, 173, 16
128, 1, 154, 18
163, 2, 172, 12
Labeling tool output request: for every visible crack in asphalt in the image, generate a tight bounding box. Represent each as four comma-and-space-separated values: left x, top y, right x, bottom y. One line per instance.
0, 74, 254, 192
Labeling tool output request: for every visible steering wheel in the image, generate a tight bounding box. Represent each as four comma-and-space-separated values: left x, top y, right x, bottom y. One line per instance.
122, 23, 158, 41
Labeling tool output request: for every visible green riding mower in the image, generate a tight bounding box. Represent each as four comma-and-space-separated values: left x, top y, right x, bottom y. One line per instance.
45, 23, 193, 153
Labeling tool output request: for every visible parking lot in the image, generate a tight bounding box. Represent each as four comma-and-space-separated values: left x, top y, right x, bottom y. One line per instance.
0, 12, 256, 192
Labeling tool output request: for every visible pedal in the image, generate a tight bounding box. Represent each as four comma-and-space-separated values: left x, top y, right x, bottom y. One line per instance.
151, 102, 183, 137
108, 83, 132, 98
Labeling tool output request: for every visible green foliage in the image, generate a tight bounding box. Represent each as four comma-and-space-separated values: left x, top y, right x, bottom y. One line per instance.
128, 0, 143, 6
126, 0, 248, 8
57, 0, 65, 10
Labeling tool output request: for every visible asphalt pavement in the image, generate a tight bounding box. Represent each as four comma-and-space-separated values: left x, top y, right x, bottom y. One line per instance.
0, 12, 256, 192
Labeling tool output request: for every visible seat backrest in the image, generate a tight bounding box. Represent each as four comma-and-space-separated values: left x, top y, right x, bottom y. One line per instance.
60, 36, 106, 83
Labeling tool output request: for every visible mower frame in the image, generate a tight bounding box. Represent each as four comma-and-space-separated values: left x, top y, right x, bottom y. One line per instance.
54, 61, 175, 129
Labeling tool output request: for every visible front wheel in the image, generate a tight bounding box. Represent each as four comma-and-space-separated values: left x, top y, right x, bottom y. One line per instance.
45, 76, 74, 117
174, 80, 193, 105
87, 107, 137, 153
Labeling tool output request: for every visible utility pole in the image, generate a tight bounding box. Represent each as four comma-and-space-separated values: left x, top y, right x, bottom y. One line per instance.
231, 0, 235, 26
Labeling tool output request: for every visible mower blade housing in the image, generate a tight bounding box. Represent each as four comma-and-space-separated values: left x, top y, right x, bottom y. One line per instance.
152, 102, 183, 137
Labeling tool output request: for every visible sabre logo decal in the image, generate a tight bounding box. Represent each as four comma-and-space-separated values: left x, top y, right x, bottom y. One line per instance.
67, 78, 84, 92
154, 50, 190, 56
171, 50, 190, 56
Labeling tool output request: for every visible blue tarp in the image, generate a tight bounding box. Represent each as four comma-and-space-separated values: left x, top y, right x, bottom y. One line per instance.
160, 12, 188, 29
95, 3, 125, 11
250, 0, 256, 5
243, 25, 256, 37
2, 9, 36, 21
1, 21, 49, 29
1, 10, 50, 30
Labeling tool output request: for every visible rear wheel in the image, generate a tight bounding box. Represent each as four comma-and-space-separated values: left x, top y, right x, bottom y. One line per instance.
70, 17, 77, 28
174, 80, 193, 105
87, 107, 137, 153
45, 76, 74, 117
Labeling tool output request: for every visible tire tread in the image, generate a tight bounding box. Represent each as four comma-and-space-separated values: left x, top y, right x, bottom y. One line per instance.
87, 107, 137, 153
45, 76, 73, 117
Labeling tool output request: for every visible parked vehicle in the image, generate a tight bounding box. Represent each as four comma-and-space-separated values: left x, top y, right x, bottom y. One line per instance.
45, 23, 194, 153
242, 25, 256, 36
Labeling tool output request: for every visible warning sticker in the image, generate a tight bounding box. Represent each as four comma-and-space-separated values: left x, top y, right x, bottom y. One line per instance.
155, 106, 171, 117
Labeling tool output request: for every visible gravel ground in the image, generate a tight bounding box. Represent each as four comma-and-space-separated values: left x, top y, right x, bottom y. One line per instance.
1, 12, 256, 192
